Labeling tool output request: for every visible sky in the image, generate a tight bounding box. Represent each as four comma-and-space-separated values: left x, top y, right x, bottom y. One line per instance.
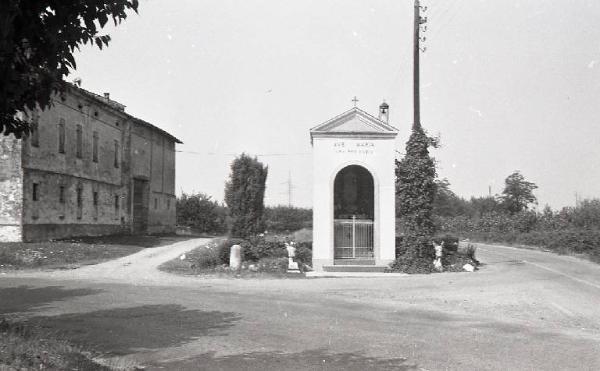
72, 0, 600, 209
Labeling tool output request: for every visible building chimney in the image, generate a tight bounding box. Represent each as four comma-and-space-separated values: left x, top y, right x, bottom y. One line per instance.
103, 92, 110, 101
378, 101, 389, 123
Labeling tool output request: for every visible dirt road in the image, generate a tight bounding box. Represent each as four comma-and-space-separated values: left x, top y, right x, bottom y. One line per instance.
1, 240, 599, 370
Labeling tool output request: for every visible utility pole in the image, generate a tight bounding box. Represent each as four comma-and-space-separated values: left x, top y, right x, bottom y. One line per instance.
287, 171, 293, 207
281, 171, 294, 207
413, 0, 427, 131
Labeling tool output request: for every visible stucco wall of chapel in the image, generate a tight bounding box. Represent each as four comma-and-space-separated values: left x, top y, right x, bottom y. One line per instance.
311, 136, 397, 269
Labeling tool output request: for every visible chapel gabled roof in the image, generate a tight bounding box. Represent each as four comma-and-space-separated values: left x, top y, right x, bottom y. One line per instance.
310, 107, 399, 142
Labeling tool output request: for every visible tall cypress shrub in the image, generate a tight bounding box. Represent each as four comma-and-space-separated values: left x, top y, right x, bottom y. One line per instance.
395, 127, 437, 262
224, 153, 268, 238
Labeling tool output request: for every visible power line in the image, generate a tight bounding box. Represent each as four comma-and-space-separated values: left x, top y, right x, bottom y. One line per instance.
428, 0, 465, 41
175, 150, 310, 157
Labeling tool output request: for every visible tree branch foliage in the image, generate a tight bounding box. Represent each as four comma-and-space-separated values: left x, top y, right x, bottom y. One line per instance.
395, 127, 437, 260
499, 171, 538, 214
176, 192, 227, 234
0, 0, 139, 137
224, 154, 268, 238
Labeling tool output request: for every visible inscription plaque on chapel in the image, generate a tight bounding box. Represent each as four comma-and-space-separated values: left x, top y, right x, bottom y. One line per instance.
333, 141, 375, 155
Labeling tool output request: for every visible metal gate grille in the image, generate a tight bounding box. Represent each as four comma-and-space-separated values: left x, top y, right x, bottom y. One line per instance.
334, 217, 374, 259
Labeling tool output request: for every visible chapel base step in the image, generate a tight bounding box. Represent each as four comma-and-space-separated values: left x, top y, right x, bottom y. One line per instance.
323, 265, 387, 273
334, 259, 375, 265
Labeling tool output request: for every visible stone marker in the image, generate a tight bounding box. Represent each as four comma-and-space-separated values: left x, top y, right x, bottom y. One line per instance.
230, 244, 242, 270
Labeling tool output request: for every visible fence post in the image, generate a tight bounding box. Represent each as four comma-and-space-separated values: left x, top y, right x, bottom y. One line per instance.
352, 215, 356, 258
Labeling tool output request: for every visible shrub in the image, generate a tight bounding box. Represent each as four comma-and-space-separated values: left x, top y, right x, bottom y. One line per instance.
224, 154, 268, 238
434, 234, 458, 253
187, 246, 221, 269
214, 236, 289, 265
215, 238, 251, 265
256, 257, 288, 273
176, 192, 227, 234
294, 242, 312, 266
464, 243, 477, 261
244, 236, 287, 262
389, 254, 435, 274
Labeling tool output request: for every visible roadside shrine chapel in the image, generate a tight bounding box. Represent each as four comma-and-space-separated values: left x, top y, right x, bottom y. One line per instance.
310, 101, 399, 272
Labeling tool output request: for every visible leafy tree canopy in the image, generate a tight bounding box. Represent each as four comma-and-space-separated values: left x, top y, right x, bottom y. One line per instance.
0, 0, 139, 137
176, 192, 227, 234
500, 171, 538, 214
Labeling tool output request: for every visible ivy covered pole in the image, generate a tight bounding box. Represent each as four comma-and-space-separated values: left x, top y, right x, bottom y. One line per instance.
394, 0, 437, 266
395, 128, 437, 261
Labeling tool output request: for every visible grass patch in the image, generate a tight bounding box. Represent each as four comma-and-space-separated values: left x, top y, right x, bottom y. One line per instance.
0, 234, 195, 270
0, 318, 109, 370
159, 239, 307, 279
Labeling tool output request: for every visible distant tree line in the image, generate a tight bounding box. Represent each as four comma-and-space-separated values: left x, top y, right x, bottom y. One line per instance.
177, 154, 312, 236
433, 171, 538, 218
176, 196, 312, 236
434, 171, 600, 262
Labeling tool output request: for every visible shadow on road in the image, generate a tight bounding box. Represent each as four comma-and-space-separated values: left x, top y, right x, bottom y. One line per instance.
0, 286, 102, 315
30, 304, 241, 355
151, 349, 417, 371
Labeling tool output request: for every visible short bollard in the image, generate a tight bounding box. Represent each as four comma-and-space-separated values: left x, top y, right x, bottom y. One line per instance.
230, 244, 242, 270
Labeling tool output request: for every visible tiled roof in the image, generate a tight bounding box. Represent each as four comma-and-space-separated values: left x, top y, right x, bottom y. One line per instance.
64, 82, 183, 144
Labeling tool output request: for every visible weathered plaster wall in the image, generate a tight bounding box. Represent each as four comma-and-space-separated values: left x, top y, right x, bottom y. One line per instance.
20, 92, 129, 241
23, 93, 124, 185
4, 87, 177, 242
130, 123, 176, 234
0, 135, 23, 242
22, 169, 127, 241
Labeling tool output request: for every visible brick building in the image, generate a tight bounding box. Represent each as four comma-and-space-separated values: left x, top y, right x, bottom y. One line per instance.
0, 85, 181, 242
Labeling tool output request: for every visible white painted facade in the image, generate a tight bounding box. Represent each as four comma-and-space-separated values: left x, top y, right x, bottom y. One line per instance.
310, 106, 398, 271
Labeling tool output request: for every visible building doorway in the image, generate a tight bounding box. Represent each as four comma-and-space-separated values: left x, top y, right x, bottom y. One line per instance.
333, 165, 374, 260
132, 178, 149, 234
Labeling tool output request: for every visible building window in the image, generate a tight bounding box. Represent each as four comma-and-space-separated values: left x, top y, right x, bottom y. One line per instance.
76, 186, 83, 219
59, 186, 65, 203
167, 199, 170, 210
154, 198, 158, 209
114, 195, 120, 213
114, 140, 120, 168
92, 131, 99, 162
58, 119, 65, 153
30, 115, 39, 147
93, 191, 99, 219
76, 124, 83, 158
32, 183, 39, 201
